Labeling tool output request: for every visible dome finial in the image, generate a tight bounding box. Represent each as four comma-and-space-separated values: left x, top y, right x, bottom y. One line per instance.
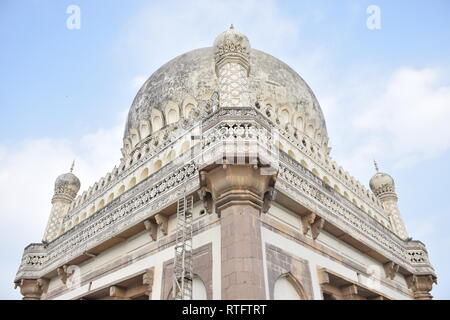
70, 159, 75, 173
374, 160, 379, 172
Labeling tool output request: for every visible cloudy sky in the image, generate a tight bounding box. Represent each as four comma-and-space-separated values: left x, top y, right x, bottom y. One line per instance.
1, 0, 449, 299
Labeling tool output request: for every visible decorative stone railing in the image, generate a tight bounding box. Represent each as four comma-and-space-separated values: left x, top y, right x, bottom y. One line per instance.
276, 151, 435, 276
16, 107, 435, 282
63, 119, 205, 223
15, 161, 199, 282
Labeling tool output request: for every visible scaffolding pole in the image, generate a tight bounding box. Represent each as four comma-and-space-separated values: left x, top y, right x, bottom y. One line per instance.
172, 192, 194, 300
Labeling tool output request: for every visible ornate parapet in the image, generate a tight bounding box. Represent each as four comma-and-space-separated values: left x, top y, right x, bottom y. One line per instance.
15, 162, 199, 284
275, 150, 436, 283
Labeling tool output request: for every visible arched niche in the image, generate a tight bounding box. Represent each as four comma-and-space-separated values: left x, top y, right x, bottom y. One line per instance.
139, 167, 149, 182
180, 141, 190, 154
306, 124, 315, 139
165, 150, 176, 164
129, 128, 140, 149
192, 277, 207, 300
128, 177, 137, 189
273, 274, 306, 300
279, 108, 290, 125
288, 150, 296, 160
117, 185, 125, 197
97, 199, 105, 210
295, 116, 304, 131
182, 95, 197, 118
139, 120, 151, 139
184, 103, 196, 118
151, 159, 162, 174
166, 102, 180, 125
107, 193, 114, 203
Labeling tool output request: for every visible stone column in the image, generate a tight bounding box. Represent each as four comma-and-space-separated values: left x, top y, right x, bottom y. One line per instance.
200, 165, 276, 299
220, 202, 265, 299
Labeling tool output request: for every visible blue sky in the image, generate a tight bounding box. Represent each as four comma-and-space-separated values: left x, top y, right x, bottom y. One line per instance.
1, 0, 449, 299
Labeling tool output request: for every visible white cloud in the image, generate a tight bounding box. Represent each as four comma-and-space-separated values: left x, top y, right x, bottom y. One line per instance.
353, 67, 450, 168
0, 112, 124, 299
116, 0, 301, 73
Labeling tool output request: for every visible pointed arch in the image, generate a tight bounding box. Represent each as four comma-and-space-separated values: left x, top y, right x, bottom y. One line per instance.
128, 177, 137, 189
151, 109, 164, 132
107, 192, 114, 203
117, 184, 126, 197
139, 167, 149, 182
165, 101, 180, 125
165, 150, 176, 164
273, 273, 308, 300
180, 141, 190, 154
151, 159, 162, 174
288, 150, 296, 160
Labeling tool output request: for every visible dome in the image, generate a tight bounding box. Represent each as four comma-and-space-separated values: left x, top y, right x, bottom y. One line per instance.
123, 32, 329, 156
369, 172, 395, 196
54, 172, 80, 200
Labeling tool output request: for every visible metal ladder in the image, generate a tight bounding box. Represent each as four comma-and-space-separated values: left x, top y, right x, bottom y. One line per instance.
172, 193, 194, 300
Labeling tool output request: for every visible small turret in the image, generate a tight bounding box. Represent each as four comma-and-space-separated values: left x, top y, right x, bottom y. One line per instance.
213, 25, 251, 108
369, 161, 408, 239
42, 161, 80, 243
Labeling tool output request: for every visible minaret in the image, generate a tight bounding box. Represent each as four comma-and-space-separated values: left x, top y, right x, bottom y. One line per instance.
213, 24, 251, 108
42, 161, 80, 243
369, 161, 408, 239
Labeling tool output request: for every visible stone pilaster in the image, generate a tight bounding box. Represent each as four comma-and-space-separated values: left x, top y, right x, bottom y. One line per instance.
200, 164, 276, 299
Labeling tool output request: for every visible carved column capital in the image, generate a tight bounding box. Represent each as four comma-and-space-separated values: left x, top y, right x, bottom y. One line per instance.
200, 164, 277, 216
15, 278, 48, 300
406, 274, 437, 300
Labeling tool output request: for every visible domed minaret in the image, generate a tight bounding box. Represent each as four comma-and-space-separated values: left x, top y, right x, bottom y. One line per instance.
369, 161, 408, 240
42, 161, 80, 243
213, 24, 251, 108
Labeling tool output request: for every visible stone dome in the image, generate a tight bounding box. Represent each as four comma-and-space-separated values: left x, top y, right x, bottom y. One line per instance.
123, 34, 329, 156
369, 172, 395, 196
54, 172, 81, 200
